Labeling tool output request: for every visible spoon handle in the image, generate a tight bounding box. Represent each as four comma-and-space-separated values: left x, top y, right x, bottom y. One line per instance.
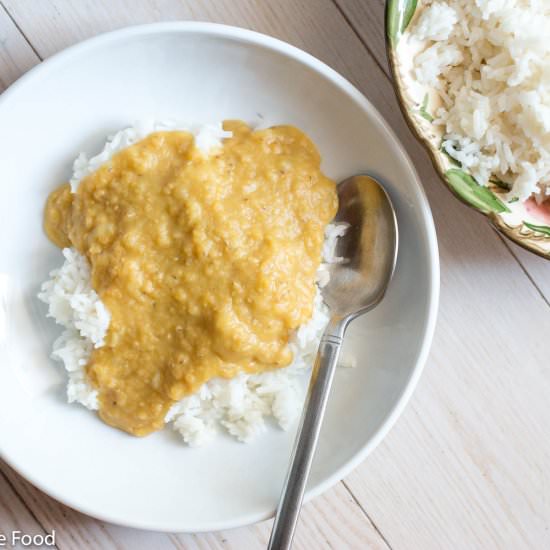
268, 331, 343, 550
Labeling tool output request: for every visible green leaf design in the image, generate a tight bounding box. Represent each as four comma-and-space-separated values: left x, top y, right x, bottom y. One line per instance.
508, 197, 519, 203
402, 0, 418, 34
387, 0, 418, 45
446, 169, 510, 214
440, 144, 461, 167
419, 93, 434, 122
489, 177, 512, 191
524, 222, 550, 236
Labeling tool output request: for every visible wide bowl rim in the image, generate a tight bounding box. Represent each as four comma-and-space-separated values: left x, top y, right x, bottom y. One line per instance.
0, 20, 440, 532
384, 0, 550, 260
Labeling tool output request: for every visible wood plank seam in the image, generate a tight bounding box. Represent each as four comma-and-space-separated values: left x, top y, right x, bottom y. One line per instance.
0, 469, 59, 549
342, 480, 393, 550
331, 0, 388, 79
330, 0, 550, 306
496, 233, 550, 308
0, 0, 42, 60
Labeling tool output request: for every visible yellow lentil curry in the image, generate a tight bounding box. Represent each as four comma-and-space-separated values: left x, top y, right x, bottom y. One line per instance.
44, 121, 337, 436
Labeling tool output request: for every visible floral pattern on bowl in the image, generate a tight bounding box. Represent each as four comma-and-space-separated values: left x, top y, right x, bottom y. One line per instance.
385, 0, 550, 259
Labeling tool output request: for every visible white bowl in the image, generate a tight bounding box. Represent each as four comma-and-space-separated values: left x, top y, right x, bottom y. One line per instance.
0, 22, 439, 532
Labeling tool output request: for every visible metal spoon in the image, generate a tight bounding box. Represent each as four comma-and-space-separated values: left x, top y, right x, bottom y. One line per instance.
268, 175, 399, 550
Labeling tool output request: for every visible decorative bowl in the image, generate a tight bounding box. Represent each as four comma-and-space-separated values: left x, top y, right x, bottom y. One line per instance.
386, 0, 550, 259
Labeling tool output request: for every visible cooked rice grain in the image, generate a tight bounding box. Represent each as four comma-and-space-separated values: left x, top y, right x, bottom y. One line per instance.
410, 0, 550, 201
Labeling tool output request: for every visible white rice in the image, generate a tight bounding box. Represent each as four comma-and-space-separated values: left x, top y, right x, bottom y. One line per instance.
38, 123, 347, 446
410, 0, 550, 202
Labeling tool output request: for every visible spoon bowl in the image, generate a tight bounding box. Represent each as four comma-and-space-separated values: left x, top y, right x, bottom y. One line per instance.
324, 175, 399, 323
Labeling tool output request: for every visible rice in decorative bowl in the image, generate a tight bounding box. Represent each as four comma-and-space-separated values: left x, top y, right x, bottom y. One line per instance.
386, 0, 550, 258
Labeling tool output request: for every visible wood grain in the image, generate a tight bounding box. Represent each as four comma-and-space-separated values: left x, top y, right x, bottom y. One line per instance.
509, 242, 550, 304
0, 3, 38, 91
343, 239, 550, 548
0, 469, 46, 538
0, 0, 548, 549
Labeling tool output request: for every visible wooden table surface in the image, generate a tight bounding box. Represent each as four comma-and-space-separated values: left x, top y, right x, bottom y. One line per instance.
0, 1, 548, 548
